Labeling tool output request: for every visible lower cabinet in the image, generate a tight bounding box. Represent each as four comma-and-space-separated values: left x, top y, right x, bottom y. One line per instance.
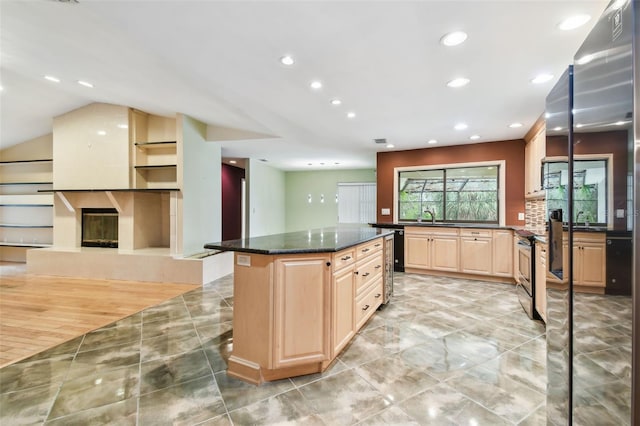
273, 256, 331, 368
535, 241, 547, 322
332, 264, 355, 357
460, 229, 492, 275
405, 226, 515, 281
573, 233, 606, 289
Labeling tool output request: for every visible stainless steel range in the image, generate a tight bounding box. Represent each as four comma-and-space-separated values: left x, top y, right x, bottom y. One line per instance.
515, 230, 538, 320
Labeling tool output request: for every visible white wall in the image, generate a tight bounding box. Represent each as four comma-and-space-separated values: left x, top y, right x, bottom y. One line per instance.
180, 114, 222, 256
246, 159, 285, 237
53, 103, 130, 189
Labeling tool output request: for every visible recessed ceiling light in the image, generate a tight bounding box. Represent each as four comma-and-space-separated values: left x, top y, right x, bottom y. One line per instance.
280, 55, 294, 66
553, 126, 562, 131
454, 123, 468, 130
386, 143, 395, 148
117, 124, 128, 129
427, 139, 437, 144
531, 73, 554, 84
446, 77, 470, 88
347, 112, 356, 119
97, 130, 107, 136
440, 31, 468, 47
558, 14, 591, 31
310, 81, 322, 90
229, 160, 237, 164
330, 99, 342, 106
469, 134, 480, 140
0, 85, 4, 91
44, 75, 60, 83
77, 80, 94, 88
508, 122, 523, 128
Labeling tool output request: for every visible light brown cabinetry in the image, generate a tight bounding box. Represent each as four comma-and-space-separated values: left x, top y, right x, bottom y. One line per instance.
572, 232, 606, 290
460, 229, 492, 275
404, 227, 459, 272
492, 229, 514, 277
535, 241, 547, 322
331, 247, 356, 357
273, 256, 330, 368
525, 123, 545, 197
228, 236, 387, 385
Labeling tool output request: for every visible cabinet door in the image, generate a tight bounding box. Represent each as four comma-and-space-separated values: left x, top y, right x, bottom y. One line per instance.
492, 230, 513, 277
405, 234, 431, 269
431, 236, 459, 272
579, 243, 606, 287
273, 256, 330, 368
332, 267, 355, 357
535, 244, 547, 322
460, 237, 492, 275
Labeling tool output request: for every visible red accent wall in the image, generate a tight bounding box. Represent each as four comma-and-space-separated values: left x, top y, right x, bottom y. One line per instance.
376, 139, 526, 225
221, 164, 245, 241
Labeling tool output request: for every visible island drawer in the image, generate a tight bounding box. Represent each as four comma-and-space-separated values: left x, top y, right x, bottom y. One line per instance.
333, 247, 356, 271
355, 253, 383, 295
355, 278, 383, 330
356, 238, 383, 260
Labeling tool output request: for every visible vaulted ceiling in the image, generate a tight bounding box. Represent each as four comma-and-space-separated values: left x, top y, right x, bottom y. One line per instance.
0, 0, 607, 170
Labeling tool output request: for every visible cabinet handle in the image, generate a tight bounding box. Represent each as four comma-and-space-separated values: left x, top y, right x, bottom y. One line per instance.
362, 248, 370, 253
375, 243, 381, 247
341, 255, 351, 261
362, 304, 370, 311
362, 272, 370, 277
354, 271, 359, 275
375, 293, 381, 298
471, 232, 479, 235
326, 262, 331, 267
375, 265, 382, 269
474, 238, 477, 241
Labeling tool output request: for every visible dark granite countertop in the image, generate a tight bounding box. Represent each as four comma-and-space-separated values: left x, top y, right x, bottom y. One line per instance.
370, 222, 517, 231
204, 226, 394, 255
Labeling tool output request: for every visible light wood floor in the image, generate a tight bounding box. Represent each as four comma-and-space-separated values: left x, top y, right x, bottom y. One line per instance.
0, 262, 198, 368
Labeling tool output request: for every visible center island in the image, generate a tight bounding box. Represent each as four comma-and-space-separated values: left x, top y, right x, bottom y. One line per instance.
204, 226, 394, 385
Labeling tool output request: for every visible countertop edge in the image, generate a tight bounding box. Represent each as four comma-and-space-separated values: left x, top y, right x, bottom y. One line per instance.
204, 229, 393, 255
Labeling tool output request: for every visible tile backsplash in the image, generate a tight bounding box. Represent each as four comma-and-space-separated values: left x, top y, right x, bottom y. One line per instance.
525, 198, 547, 234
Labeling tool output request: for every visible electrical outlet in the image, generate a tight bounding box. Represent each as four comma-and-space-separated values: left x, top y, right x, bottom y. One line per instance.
616, 209, 625, 218
518, 212, 525, 221
381, 208, 391, 215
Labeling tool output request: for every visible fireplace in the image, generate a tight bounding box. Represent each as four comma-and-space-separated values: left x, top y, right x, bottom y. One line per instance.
81, 208, 118, 248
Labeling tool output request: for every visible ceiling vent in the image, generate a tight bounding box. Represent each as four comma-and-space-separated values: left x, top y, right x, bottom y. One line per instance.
373, 138, 387, 144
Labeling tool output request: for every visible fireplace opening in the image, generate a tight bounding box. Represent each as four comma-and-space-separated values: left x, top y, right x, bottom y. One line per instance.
82, 208, 118, 248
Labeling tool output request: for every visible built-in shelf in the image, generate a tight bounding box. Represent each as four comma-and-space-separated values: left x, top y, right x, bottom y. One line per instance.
0, 182, 53, 186
134, 164, 177, 169
0, 224, 53, 228
0, 242, 52, 248
135, 141, 177, 149
41, 188, 180, 192
0, 159, 53, 165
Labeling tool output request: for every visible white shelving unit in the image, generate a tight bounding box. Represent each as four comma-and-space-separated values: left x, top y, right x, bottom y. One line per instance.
0, 161, 54, 259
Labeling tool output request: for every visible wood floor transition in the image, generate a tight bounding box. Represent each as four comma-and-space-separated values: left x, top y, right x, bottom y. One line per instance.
0, 262, 198, 368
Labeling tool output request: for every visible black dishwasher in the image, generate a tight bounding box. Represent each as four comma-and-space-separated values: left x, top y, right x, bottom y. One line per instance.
605, 230, 632, 296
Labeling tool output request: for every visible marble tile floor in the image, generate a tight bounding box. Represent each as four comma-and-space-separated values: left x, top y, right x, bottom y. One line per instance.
1, 273, 553, 425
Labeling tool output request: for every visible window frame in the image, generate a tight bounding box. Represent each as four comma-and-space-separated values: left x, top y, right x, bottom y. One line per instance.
393, 161, 506, 225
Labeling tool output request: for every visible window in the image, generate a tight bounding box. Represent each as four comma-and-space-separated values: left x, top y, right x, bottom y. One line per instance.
398, 165, 499, 223
337, 183, 376, 224
544, 159, 608, 225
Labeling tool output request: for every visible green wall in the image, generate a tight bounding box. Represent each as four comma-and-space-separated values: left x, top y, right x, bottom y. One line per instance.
284, 169, 376, 232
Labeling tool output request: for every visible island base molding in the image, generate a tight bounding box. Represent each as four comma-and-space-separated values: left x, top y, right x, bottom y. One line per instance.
404, 267, 516, 285
227, 355, 330, 385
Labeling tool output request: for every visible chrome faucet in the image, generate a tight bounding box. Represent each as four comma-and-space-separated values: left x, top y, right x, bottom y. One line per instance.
423, 209, 436, 224
576, 211, 585, 224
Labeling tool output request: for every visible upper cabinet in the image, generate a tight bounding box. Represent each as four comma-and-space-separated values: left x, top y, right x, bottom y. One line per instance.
130, 109, 179, 189
524, 119, 546, 198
